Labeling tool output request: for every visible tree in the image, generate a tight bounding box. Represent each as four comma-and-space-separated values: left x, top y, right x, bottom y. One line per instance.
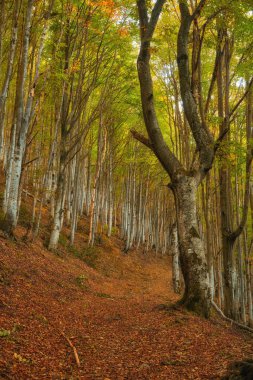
133, 0, 221, 317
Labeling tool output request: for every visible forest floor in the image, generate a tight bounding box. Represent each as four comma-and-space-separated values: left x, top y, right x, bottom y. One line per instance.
0, 219, 252, 379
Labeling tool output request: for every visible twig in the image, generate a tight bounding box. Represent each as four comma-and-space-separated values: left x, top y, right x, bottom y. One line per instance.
60, 331, 81, 367
229, 77, 253, 118
22, 189, 41, 202
23, 156, 39, 168
211, 301, 253, 334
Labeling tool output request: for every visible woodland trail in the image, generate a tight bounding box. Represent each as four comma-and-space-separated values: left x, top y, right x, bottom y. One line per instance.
0, 232, 252, 380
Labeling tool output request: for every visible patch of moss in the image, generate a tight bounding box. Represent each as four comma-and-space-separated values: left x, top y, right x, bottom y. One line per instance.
58, 233, 68, 247
18, 205, 32, 229
0, 329, 11, 338
70, 245, 100, 269
75, 274, 89, 290
95, 292, 112, 299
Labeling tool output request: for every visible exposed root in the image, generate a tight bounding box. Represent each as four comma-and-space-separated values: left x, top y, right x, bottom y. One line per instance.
211, 301, 253, 334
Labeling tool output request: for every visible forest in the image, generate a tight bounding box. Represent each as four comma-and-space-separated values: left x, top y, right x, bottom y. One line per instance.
0, 0, 252, 379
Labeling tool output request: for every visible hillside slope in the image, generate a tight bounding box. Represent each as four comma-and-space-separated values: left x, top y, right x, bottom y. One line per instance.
0, 230, 252, 380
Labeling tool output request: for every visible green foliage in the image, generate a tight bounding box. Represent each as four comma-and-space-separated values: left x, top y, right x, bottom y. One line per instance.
75, 274, 89, 290
58, 233, 68, 247
0, 323, 24, 339
95, 292, 112, 299
70, 245, 100, 269
18, 206, 32, 229
0, 329, 11, 338
110, 226, 119, 236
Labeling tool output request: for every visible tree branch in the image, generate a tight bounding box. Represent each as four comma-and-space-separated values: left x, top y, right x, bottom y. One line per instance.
215, 78, 253, 150
177, 0, 214, 173
191, 0, 206, 20
146, 0, 166, 40
136, 0, 183, 178
229, 77, 253, 118
130, 129, 154, 151
22, 156, 39, 168
205, 29, 224, 115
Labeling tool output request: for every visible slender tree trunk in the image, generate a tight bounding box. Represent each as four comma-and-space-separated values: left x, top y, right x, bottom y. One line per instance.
216, 30, 236, 318
171, 222, 181, 294
48, 167, 65, 250
3, 0, 33, 234
0, 0, 19, 159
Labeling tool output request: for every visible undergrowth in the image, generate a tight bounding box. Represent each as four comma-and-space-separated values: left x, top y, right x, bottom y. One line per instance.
68, 244, 100, 269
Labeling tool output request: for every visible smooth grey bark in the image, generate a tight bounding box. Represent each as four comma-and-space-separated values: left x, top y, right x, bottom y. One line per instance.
171, 176, 210, 316
3, 0, 34, 234
171, 222, 181, 294
48, 166, 65, 250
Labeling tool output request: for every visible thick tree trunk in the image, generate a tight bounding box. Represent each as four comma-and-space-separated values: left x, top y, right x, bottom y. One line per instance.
172, 176, 211, 317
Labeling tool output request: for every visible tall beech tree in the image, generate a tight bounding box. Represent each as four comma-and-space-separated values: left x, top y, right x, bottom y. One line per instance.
133, 0, 221, 317
215, 9, 253, 318
2, 0, 34, 234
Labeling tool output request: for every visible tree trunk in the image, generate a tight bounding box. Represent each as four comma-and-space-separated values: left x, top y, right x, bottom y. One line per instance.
48, 169, 65, 250
172, 175, 211, 317
171, 222, 181, 294
4, 145, 23, 232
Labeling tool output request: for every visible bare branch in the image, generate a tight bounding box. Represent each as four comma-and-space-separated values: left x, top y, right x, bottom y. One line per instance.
23, 156, 39, 168
229, 77, 253, 118
215, 78, 253, 150
130, 129, 154, 151
191, 0, 206, 20
214, 121, 229, 152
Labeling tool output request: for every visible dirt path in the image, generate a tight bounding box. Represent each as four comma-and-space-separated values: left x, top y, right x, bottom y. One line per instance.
0, 236, 252, 379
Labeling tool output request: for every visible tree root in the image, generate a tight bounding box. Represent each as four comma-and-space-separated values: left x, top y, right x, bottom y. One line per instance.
211, 301, 253, 334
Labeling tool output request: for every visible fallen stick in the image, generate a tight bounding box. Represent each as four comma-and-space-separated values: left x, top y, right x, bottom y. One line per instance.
60, 331, 81, 367
211, 301, 253, 334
